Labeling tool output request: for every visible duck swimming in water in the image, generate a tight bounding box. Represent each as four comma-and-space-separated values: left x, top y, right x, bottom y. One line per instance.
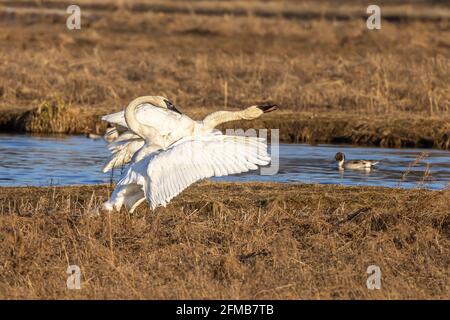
335, 152, 379, 170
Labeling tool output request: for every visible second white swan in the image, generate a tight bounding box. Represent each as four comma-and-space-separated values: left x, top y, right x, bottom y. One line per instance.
103, 96, 274, 212
101, 96, 277, 172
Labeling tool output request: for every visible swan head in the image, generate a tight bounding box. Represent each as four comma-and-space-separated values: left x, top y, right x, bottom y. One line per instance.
150, 96, 182, 114
241, 104, 278, 120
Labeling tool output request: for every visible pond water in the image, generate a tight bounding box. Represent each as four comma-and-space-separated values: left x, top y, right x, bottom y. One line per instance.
0, 134, 449, 190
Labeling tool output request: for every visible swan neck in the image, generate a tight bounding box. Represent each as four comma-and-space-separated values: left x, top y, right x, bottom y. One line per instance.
124, 97, 153, 139
203, 110, 242, 131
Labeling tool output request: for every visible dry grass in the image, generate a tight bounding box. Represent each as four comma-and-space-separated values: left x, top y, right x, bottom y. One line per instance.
219, 114, 450, 149
1, 1, 449, 300
4, 0, 450, 21
0, 0, 449, 147
0, 182, 448, 299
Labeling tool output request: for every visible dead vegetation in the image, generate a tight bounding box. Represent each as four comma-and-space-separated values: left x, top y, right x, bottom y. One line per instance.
0, 182, 448, 299
3, 0, 450, 22
20, 99, 78, 133
0, 1, 448, 300
0, 0, 449, 148
218, 114, 450, 149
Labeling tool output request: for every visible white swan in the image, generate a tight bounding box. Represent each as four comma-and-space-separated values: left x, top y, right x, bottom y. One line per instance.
101, 96, 277, 172
102, 96, 273, 212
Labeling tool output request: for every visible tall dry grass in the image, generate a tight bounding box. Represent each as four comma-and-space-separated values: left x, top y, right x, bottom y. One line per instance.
0, 0, 448, 146
0, 182, 448, 299
0, 3, 448, 114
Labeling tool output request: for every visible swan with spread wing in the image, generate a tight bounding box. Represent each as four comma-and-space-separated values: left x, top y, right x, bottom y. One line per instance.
101, 96, 277, 172
102, 96, 277, 212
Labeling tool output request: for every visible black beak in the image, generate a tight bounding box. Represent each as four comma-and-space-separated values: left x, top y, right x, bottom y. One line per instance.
257, 104, 278, 113
164, 99, 182, 114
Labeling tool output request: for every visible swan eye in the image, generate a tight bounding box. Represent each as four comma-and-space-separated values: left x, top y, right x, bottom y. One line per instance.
164, 99, 182, 115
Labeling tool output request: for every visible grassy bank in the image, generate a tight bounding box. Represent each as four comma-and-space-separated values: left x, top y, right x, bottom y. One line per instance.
0, 182, 448, 299
2, 105, 449, 149
0, 0, 449, 148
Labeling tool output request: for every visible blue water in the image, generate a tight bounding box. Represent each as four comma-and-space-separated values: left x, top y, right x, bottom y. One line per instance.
0, 134, 449, 190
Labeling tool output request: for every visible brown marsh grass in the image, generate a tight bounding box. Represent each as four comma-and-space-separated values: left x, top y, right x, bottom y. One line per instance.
0, 0, 449, 148
0, 1, 449, 300
0, 182, 448, 299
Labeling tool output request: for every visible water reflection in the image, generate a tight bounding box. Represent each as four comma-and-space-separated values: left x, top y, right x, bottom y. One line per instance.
0, 134, 449, 190
215, 144, 450, 190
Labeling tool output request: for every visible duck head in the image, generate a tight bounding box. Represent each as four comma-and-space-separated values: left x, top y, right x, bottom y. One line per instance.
335, 152, 345, 167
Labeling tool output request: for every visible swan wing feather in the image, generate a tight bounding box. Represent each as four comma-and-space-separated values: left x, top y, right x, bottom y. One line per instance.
142, 133, 270, 209
102, 138, 145, 172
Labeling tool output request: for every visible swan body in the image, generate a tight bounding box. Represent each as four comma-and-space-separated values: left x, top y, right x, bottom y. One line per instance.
103, 103, 197, 144
103, 132, 270, 212
103, 96, 274, 212
101, 96, 197, 171
101, 97, 277, 172
335, 152, 379, 170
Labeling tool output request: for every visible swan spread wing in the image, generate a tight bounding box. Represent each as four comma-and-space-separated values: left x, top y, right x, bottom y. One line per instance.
102, 136, 144, 172
144, 133, 270, 209
110, 133, 270, 211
